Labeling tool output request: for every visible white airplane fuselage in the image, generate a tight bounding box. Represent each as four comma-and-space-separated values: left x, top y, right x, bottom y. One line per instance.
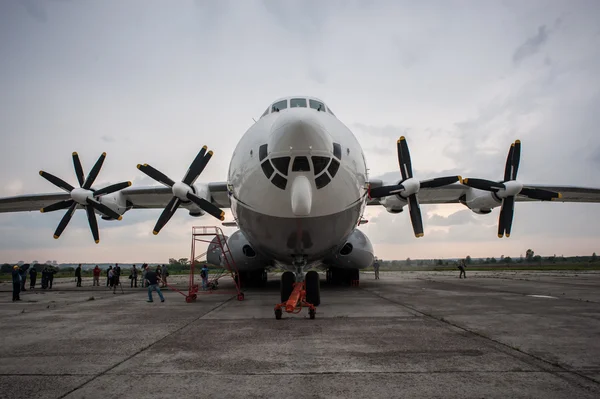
227, 97, 370, 268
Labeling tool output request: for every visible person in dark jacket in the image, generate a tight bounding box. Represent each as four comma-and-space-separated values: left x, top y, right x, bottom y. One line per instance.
12, 265, 21, 301
75, 264, 82, 287
47, 267, 56, 289
29, 266, 38, 289
130, 265, 138, 288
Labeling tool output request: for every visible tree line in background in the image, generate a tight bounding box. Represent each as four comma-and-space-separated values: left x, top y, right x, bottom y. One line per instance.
2, 249, 598, 276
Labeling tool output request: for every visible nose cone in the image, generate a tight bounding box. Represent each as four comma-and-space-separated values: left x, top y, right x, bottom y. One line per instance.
268, 108, 332, 153
290, 175, 312, 216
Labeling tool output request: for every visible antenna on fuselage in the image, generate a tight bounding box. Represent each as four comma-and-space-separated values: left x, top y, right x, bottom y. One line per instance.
252, 117, 257, 123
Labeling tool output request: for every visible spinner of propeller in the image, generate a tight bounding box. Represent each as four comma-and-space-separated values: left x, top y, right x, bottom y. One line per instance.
369, 138, 562, 239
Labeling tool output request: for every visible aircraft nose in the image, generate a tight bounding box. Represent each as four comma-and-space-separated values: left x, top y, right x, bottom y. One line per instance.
268, 108, 332, 154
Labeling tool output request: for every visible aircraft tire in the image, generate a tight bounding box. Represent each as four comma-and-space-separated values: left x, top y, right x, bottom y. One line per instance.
305, 270, 321, 306
280, 271, 295, 302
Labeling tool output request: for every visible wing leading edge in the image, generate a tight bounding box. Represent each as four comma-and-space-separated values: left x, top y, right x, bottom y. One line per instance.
0, 182, 231, 214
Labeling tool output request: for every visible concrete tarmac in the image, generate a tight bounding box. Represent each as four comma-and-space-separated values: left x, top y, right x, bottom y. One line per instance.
1, 270, 600, 398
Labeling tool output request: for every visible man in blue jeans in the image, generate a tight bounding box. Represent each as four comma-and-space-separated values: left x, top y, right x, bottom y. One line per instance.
144, 265, 165, 303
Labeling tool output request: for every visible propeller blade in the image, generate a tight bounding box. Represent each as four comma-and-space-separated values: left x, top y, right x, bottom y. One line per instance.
137, 164, 175, 188
41, 199, 74, 213
54, 202, 78, 239
407, 194, 424, 238
86, 198, 122, 220
39, 171, 74, 193
186, 192, 225, 221
182, 146, 210, 186
511, 140, 521, 180
503, 143, 515, 182
153, 197, 181, 235
462, 178, 505, 192
420, 176, 462, 189
397, 136, 413, 180
83, 152, 106, 189
521, 187, 562, 201
85, 205, 100, 243
94, 181, 132, 196
369, 184, 405, 198
72, 152, 85, 187
502, 196, 515, 237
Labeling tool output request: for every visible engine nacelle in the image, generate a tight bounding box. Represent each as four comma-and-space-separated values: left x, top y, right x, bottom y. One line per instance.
379, 195, 407, 214
460, 187, 500, 214
206, 230, 270, 272
188, 183, 212, 217
325, 229, 374, 270
97, 191, 128, 220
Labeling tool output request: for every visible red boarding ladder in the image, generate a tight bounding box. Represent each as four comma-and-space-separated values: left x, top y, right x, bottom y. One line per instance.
168, 226, 244, 302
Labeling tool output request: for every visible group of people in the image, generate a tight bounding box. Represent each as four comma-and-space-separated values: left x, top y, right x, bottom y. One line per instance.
11, 264, 58, 301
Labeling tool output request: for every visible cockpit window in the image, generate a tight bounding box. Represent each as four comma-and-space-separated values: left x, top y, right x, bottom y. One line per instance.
292, 156, 310, 172
290, 98, 307, 108
309, 99, 326, 112
272, 157, 291, 176
333, 142, 342, 159
261, 107, 270, 117
312, 156, 330, 175
272, 100, 287, 112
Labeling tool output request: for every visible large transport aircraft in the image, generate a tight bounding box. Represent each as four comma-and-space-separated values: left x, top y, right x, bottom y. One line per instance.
2, 95, 600, 305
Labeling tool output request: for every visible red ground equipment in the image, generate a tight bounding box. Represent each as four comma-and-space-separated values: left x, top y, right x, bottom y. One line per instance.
274, 281, 316, 319
168, 226, 244, 302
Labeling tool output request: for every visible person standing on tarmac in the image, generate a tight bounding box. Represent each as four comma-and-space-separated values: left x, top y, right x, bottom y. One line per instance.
106, 266, 112, 287
75, 264, 82, 287
29, 266, 37, 289
12, 265, 21, 301
458, 259, 467, 279
373, 260, 380, 280
145, 265, 165, 303
93, 265, 101, 286
19, 265, 28, 292
130, 265, 138, 288
201, 264, 209, 290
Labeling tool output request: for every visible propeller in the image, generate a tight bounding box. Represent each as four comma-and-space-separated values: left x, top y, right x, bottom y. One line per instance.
369, 136, 462, 237
462, 140, 562, 237
39, 152, 131, 243
137, 145, 225, 235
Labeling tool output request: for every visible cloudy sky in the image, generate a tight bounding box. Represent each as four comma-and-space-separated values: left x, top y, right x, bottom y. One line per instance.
1, 0, 599, 263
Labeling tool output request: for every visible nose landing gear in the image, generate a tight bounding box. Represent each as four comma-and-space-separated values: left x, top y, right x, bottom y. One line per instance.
276, 257, 320, 319
275, 280, 316, 320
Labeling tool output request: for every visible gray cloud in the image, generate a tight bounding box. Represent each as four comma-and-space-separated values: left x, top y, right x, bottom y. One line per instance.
427, 210, 476, 226
1, 1, 600, 262
513, 25, 549, 65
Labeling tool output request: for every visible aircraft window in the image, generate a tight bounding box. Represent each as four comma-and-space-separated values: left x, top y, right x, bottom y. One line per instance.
261, 160, 274, 179
272, 174, 287, 190
315, 173, 331, 189
290, 98, 307, 108
309, 99, 326, 112
292, 156, 310, 172
261, 107, 270, 117
328, 158, 340, 178
272, 100, 288, 112
272, 157, 291, 176
312, 156, 330, 175
259, 144, 268, 161
333, 142, 342, 159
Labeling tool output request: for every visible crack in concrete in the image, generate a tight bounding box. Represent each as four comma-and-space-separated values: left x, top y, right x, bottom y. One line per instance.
362, 287, 600, 392
55, 295, 237, 399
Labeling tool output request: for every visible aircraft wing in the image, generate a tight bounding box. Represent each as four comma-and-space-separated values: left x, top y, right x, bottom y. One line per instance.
0, 182, 231, 213
367, 180, 600, 206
